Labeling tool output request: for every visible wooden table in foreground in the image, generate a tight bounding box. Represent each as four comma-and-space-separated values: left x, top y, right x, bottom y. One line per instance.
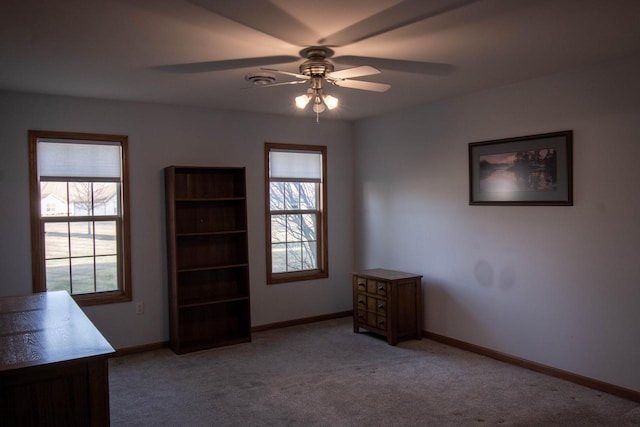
353, 268, 423, 345
0, 291, 115, 426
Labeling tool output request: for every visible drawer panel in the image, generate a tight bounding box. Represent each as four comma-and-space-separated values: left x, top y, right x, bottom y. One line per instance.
366, 278, 378, 294
376, 280, 388, 296
357, 309, 386, 330
366, 296, 386, 315
366, 310, 377, 327
357, 309, 367, 324
365, 311, 385, 329
366, 279, 388, 295
374, 314, 387, 330
355, 277, 367, 292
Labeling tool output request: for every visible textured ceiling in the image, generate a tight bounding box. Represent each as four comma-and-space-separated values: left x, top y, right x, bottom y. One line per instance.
1, 0, 639, 120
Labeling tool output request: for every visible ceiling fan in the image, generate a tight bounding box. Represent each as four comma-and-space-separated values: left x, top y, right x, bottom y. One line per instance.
161, 0, 478, 116
245, 46, 391, 118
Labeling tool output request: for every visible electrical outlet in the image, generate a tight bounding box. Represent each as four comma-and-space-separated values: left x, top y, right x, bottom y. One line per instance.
135, 301, 144, 315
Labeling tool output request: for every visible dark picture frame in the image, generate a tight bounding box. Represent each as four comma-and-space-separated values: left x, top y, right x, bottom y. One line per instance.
469, 131, 573, 205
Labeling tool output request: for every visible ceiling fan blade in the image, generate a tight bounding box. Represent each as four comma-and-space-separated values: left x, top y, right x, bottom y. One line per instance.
318, 0, 480, 46
187, 0, 318, 46
243, 80, 308, 89
333, 56, 453, 76
333, 79, 390, 93
155, 56, 299, 73
261, 68, 309, 80
326, 66, 380, 80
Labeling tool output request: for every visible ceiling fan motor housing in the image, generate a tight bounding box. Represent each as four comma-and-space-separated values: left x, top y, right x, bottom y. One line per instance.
299, 47, 335, 77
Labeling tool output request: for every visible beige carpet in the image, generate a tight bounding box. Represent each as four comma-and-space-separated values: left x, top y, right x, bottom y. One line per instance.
109, 317, 640, 426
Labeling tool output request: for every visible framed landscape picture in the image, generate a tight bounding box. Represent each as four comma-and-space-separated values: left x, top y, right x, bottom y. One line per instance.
469, 131, 573, 205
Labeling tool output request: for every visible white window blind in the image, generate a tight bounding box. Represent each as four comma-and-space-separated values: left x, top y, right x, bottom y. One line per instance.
38, 140, 122, 178
270, 150, 322, 179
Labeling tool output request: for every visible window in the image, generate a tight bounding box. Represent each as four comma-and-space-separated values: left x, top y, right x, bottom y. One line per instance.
29, 130, 132, 306
265, 143, 328, 284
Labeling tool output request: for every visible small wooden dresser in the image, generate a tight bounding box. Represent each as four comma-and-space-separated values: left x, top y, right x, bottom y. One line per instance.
353, 268, 423, 345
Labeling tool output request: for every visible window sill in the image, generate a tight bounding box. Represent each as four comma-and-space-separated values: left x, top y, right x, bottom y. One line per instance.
267, 269, 328, 285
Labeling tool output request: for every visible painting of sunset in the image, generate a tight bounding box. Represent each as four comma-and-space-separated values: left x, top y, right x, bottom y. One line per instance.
479, 148, 558, 193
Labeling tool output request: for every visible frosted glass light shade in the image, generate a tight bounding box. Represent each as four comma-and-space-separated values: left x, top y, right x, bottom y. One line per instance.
312, 96, 325, 113
295, 94, 311, 109
324, 95, 338, 110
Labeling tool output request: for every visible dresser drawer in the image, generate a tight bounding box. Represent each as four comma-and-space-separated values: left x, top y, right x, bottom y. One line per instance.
375, 280, 387, 296
367, 296, 386, 315
371, 313, 386, 330
357, 309, 386, 330
355, 276, 388, 297
364, 279, 387, 296
366, 278, 377, 294
356, 293, 387, 326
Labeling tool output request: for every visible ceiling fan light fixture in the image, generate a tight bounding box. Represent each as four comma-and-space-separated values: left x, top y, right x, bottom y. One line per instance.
312, 95, 326, 113
295, 94, 311, 109
323, 94, 338, 110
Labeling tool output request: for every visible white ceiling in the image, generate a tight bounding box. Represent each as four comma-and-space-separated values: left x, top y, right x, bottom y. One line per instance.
1, 0, 639, 121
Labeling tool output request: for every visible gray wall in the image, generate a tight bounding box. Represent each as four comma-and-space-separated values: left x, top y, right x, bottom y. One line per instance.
0, 92, 355, 349
353, 53, 640, 392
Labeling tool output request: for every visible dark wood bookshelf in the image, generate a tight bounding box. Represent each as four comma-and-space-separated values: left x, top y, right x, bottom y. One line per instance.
165, 166, 251, 354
